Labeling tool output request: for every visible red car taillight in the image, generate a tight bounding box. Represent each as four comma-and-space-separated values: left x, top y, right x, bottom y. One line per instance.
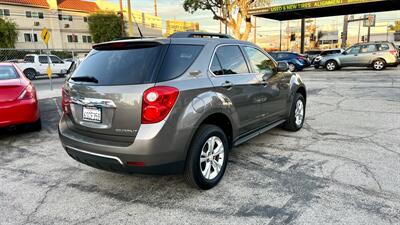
389, 50, 398, 56
18, 84, 35, 100
62, 87, 71, 113
297, 56, 306, 60
141, 86, 179, 124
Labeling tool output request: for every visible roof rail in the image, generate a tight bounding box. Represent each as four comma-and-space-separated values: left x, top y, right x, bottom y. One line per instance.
168, 32, 234, 39
112, 36, 157, 41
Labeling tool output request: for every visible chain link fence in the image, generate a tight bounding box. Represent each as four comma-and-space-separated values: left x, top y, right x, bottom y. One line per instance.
0, 48, 91, 79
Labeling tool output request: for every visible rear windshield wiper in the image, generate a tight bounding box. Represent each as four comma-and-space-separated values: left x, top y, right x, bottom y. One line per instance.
71, 76, 99, 83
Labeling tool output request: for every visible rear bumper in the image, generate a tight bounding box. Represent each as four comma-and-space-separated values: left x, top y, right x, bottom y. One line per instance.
0, 98, 40, 128
58, 114, 189, 174
65, 146, 184, 174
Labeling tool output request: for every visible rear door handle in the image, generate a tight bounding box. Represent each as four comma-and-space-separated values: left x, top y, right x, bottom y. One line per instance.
222, 81, 233, 89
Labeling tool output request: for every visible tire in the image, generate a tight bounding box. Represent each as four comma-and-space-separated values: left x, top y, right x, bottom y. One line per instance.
282, 93, 306, 132
184, 124, 229, 190
288, 63, 296, 72
23, 68, 37, 80
372, 59, 386, 70
17, 118, 42, 132
325, 60, 338, 71
30, 118, 42, 131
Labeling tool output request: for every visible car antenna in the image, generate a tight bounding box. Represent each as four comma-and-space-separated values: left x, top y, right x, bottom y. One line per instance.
131, 14, 144, 38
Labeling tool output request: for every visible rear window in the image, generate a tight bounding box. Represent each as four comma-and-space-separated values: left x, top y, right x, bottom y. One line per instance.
157, 45, 203, 82
24, 56, 34, 63
377, 44, 390, 51
0, 66, 19, 80
71, 45, 163, 85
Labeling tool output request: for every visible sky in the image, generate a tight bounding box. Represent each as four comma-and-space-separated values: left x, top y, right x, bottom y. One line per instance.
106, 0, 221, 32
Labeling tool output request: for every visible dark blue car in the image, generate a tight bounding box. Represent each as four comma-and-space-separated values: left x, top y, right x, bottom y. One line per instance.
268, 51, 310, 72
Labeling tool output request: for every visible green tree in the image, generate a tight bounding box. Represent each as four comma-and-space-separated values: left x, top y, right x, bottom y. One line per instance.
88, 11, 123, 43
389, 20, 400, 32
183, 0, 271, 40
0, 18, 18, 48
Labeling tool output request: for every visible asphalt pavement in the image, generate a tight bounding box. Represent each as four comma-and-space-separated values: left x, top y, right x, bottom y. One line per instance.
1, 67, 399, 225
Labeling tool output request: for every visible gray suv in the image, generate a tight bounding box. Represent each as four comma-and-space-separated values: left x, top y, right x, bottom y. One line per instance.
59, 32, 307, 189
320, 41, 399, 71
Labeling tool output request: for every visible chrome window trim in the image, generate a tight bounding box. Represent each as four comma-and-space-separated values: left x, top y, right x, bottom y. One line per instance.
66, 146, 124, 165
208, 44, 252, 77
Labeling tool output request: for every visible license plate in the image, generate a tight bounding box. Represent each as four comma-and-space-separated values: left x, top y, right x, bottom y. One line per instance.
82, 107, 101, 123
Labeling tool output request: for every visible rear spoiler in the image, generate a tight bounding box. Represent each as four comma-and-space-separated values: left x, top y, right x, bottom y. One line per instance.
93, 40, 166, 50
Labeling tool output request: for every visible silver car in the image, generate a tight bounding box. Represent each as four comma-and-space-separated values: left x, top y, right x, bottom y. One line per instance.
58, 32, 307, 190
320, 41, 399, 71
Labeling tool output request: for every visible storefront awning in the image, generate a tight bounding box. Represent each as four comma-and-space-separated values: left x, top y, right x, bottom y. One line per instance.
249, 0, 400, 21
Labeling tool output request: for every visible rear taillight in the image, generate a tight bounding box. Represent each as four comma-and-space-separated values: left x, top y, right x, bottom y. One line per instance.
62, 87, 71, 114
389, 50, 398, 56
297, 56, 306, 60
141, 86, 179, 124
18, 84, 35, 100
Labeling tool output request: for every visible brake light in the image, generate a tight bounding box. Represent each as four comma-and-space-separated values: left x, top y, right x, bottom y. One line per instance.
142, 86, 179, 124
62, 87, 71, 113
18, 84, 35, 100
297, 56, 306, 60
389, 50, 398, 56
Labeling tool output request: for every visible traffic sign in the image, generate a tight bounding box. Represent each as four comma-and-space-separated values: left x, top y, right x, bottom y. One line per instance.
41, 28, 51, 45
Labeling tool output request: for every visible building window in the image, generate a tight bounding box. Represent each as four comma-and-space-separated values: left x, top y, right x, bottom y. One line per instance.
0, 9, 10, 17
83, 17, 88, 22
24, 33, 38, 42
26, 11, 44, 19
67, 35, 78, 43
59, 14, 73, 21
82, 35, 92, 43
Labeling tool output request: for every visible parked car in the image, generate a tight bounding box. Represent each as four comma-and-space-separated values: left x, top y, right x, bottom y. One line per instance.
17, 54, 73, 80
313, 49, 343, 69
58, 32, 307, 190
268, 51, 310, 72
319, 41, 399, 71
305, 50, 322, 64
0, 63, 41, 130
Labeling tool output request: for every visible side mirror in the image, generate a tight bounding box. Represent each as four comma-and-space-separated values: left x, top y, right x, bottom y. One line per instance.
342, 51, 347, 55
277, 62, 289, 72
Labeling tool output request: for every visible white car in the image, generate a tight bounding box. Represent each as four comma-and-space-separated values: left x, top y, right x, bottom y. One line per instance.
17, 54, 73, 80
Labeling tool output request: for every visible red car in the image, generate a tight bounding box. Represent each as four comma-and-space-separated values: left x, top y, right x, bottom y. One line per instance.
0, 63, 41, 130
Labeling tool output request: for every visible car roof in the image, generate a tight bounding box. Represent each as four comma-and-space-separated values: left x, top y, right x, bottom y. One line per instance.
94, 32, 256, 48
0, 63, 14, 66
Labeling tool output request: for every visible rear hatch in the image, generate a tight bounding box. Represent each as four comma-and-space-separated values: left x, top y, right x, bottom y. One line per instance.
64, 40, 169, 144
0, 66, 24, 103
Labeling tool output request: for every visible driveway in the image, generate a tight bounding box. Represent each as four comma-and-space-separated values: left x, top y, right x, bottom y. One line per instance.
1, 68, 399, 225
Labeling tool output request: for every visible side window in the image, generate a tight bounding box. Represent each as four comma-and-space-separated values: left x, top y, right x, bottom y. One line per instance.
210, 55, 224, 76
214, 45, 249, 75
157, 45, 203, 81
346, 46, 361, 55
361, 45, 377, 53
243, 46, 276, 74
50, 56, 63, 64
38, 56, 48, 64
377, 44, 389, 51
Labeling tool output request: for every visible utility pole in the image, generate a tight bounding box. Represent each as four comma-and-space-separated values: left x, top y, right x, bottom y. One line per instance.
341, 15, 349, 48
300, 18, 305, 54
127, 0, 133, 36
253, 16, 256, 44
279, 21, 282, 51
154, 0, 157, 16
119, 0, 125, 37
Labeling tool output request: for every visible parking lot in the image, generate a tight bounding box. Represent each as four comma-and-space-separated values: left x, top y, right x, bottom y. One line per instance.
1, 68, 399, 225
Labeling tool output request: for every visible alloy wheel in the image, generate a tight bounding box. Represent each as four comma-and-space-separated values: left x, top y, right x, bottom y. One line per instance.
373, 61, 384, 70
200, 136, 224, 180
326, 62, 336, 71
295, 99, 304, 126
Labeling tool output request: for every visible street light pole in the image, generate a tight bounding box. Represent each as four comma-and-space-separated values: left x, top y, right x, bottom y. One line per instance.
154, 0, 157, 16
127, 0, 133, 36
119, 0, 124, 37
